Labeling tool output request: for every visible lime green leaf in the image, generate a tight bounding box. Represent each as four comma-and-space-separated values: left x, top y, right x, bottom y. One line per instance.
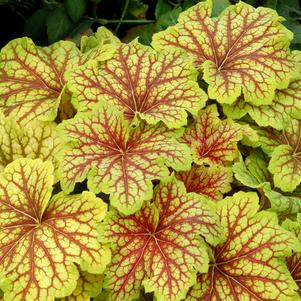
0, 37, 116, 125
68, 41, 207, 128
0, 159, 110, 301
187, 191, 300, 301
0, 112, 63, 174
263, 183, 301, 218
176, 164, 232, 201
233, 149, 270, 188
181, 105, 242, 166
58, 104, 191, 215
58, 271, 103, 301
100, 176, 224, 301
283, 215, 301, 298
153, 1, 293, 105
224, 76, 301, 130
65, 0, 86, 23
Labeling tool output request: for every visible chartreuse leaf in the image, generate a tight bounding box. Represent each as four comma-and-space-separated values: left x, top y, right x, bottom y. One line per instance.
0, 35, 117, 125
100, 176, 224, 301
283, 215, 301, 297
152, 0, 293, 105
68, 41, 207, 128
0, 112, 63, 173
176, 164, 232, 201
0, 158, 110, 301
57, 104, 191, 215
181, 105, 242, 166
186, 191, 300, 301
58, 270, 104, 301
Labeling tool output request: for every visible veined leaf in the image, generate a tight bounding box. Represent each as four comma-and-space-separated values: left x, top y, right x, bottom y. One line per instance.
100, 176, 224, 301
283, 215, 301, 298
0, 112, 63, 174
186, 191, 299, 301
0, 159, 110, 301
0, 36, 116, 125
152, 0, 293, 105
68, 41, 207, 128
181, 105, 242, 166
176, 164, 232, 201
57, 104, 191, 215
58, 271, 104, 301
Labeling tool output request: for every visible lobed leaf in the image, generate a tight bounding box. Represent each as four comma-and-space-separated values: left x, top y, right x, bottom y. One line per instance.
57, 104, 191, 215
0, 159, 110, 301
153, 0, 293, 105
100, 176, 224, 301
68, 41, 207, 128
186, 191, 299, 301
181, 105, 242, 166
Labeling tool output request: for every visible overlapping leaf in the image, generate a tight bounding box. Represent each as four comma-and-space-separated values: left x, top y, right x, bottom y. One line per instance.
100, 177, 224, 301
0, 112, 62, 173
181, 105, 241, 166
176, 164, 232, 201
152, 0, 293, 105
0, 33, 116, 125
186, 191, 299, 301
283, 215, 301, 297
0, 159, 110, 301
257, 119, 301, 192
57, 104, 191, 215
68, 41, 207, 128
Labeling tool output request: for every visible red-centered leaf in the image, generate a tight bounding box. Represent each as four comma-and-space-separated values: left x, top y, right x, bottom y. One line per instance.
68, 41, 207, 128
0, 159, 109, 301
100, 176, 224, 301
186, 191, 300, 301
176, 164, 232, 201
0, 37, 115, 125
152, 1, 293, 105
181, 105, 241, 166
57, 104, 191, 215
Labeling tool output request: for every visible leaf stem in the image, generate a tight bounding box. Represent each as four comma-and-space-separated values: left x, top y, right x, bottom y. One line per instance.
92, 18, 155, 25
115, 0, 130, 34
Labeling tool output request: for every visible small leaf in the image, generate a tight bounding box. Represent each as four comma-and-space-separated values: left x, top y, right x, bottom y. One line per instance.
100, 176, 224, 301
155, 0, 172, 19
65, 0, 86, 23
187, 191, 300, 301
0, 159, 110, 301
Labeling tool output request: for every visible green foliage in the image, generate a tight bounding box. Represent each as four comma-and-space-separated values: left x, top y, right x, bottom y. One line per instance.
0, 1, 301, 301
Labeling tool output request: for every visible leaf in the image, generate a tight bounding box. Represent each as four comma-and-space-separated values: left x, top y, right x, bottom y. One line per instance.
176, 164, 232, 201
68, 41, 207, 128
282, 215, 301, 297
65, 0, 86, 23
0, 112, 63, 176
0, 36, 116, 125
181, 105, 242, 166
100, 176, 224, 301
223, 76, 301, 130
58, 270, 103, 301
156, 8, 182, 32
47, 6, 74, 44
263, 183, 301, 218
0, 159, 110, 301
233, 149, 270, 188
186, 191, 300, 301
57, 104, 191, 215
155, 0, 172, 19
152, 1, 293, 105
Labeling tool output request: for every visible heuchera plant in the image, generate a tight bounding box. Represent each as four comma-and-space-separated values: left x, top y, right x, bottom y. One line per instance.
0, 1, 301, 300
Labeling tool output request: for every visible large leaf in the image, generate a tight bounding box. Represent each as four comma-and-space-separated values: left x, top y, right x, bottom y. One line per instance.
152, 1, 293, 105
0, 112, 63, 173
0, 35, 116, 125
0, 159, 109, 301
186, 191, 299, 301
68, 41, 207, 128
57, 104, 191, 215
100, 176, 224, 301
176, 164, 232, 201
181, 105, 241, 166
